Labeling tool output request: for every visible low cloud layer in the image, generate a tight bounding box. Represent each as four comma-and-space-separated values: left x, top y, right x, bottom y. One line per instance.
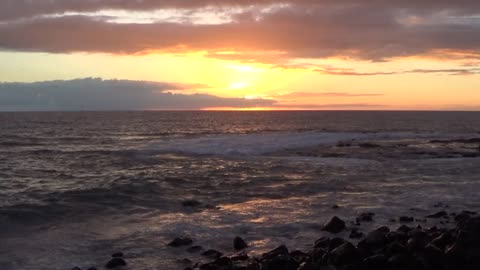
0, 78, 275, 111
0, 1, 479, 62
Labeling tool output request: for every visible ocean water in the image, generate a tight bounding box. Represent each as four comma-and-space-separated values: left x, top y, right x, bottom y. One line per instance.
0, 111, 480, 270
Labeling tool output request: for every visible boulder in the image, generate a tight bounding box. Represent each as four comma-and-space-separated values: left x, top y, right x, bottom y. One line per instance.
322, 216, 346, 234
356, 212, 375, 222
234, 236, 248, 250
105, 258, 127, 269
202, 249, 224, 259
186, 245, 203, 253
399, 216, 414, 223
261, 245, 289, 261
111, 252, 123, 258
329, 242, 360, 265
167, 237, 193, 247
426, 211, 448, 218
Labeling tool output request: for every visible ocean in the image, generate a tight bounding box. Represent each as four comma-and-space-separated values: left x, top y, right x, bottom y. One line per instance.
1, 111, 480, 270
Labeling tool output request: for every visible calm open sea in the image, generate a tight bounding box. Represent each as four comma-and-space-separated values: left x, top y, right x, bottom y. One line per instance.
1, 111, 480, 270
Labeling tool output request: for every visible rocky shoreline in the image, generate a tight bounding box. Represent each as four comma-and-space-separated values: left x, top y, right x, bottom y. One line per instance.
71, 209, 480, 270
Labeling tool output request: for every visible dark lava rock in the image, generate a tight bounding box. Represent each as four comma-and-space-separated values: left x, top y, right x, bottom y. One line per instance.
384, 241, 408, 257
199, 257, 232, 270
329, 242, 360, 265
356, 212, 375, 222
359, 229, 388, 249
349, 229, 364, 239
332, 204, 340, 209
397, 224, 412, 233
261, 245, 289, 261
376, 226, 390, 234
86, 267, 97, 270
111, 252, 124, 258
399, 216, 414, 223
71, 267, 82, 270
105, 258, 127, 269
186, 245, 203, 253
177, 258, 192, 265
322, 216, 346, 234
234, 236, 248, 250
362, 254, 387, 270
454, 211, 476, 224
262, 254, 299, 270
359, 143, 381, 148
426, 211, 448, 218
202, 249, 223, 259
182, 200, 202, 207
314, 237, 330, 249
329, 237, 346, 251
230, 253, 249, 261
387, 254, 412, 268
167, 237, 193, 247
290, 250, 309, 263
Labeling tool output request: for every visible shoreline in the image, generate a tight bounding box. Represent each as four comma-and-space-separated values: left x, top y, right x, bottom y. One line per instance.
71, 208, 479, 270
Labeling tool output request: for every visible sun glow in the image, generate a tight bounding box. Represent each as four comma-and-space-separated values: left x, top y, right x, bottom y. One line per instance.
229, 82, 250, 90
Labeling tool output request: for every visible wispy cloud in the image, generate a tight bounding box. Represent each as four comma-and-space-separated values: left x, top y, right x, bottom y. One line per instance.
271, 103, 386, 109
277, 92, 383, 98
0, 78, 275, 111
314, 66, 480, 76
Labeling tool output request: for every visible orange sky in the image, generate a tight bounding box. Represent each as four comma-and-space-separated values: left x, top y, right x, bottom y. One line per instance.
0, 1, 479, 111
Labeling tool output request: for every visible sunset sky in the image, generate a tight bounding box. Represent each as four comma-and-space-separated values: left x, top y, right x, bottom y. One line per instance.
1, 0, 480, 110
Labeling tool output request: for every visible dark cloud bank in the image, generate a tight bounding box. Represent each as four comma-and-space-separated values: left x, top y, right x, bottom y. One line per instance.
0, 1, 480, 62
0, 78, 274, 111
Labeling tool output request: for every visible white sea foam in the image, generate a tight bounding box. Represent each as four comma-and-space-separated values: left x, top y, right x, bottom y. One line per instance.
148, 131, 452, 156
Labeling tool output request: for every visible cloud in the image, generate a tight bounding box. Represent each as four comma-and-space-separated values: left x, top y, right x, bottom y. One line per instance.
277, 92, 383, 98
0, 78, 275, 111
315, 66, 480, 76
1, 1, 480, 61
271, 103, 386, 109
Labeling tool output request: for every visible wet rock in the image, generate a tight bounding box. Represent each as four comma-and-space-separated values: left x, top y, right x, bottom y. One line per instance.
261, 245, 289, 261
290, 250, 309, 263
167, 237, 193, 247
329, 237, 346, 251
359, 229, 388, 249
186, 245, 203, 253
262, 254, 299, 270
399, 216, 414, 223
86, 267, 97, 270
426, 211, 448, 218
230, 253, 249, 261
321, 216, 346, 234
376, 226, 390, 234
105, 258, 127, 269
356, 212, 375, 222
397, 224, 412, 233
234, 236, 248, 250
71, 267, 82, 270
177, 258, 192, 265
111, 252, 124, 258
329, 242, 360, 265
387, 254, 412, 269
349, 228, 364, 239
182, 200, 202, 207
314, 237, 330, 249
359, 143, 381, 148
362, 254, 387, 270
199, 257, 232, 270
385, 241, 408, 257
202, 249, 223, 259
331, 204, 340, 209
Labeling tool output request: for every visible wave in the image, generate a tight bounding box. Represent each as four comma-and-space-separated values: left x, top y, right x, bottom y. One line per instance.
147, 131, 458, 156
